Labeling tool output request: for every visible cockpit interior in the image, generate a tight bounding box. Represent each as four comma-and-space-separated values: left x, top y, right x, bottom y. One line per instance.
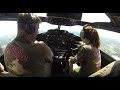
0, 13, 120, 77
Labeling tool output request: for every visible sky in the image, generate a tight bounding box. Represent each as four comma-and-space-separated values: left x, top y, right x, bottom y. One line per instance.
0, 21, 17, 36
81, 13, 111, 22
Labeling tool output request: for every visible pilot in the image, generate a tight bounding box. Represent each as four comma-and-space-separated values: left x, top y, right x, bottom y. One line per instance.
68, 24, 101, 77
2, 13, 53, 77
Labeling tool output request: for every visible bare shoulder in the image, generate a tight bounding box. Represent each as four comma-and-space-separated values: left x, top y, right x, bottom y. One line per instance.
83, 44, 92, 49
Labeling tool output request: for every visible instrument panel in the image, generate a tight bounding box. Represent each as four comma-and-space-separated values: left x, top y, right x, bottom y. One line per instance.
36, 29, 81, 76
37, 29, 81, 52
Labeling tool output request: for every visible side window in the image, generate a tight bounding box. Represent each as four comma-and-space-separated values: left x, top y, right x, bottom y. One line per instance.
0, 21, 17, 56
97, 29, 120, 60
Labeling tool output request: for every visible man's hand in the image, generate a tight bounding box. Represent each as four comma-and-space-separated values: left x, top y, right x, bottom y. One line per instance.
0, 63, 4, 73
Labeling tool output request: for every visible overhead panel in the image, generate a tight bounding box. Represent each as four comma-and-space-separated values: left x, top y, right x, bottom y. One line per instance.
47, 13, 82, 26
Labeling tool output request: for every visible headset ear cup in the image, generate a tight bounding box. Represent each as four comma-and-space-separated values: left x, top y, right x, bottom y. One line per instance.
29, 24, 35, 34
26, 24, 35, 34
25, 24, 29, 33
80, 30, 84, 38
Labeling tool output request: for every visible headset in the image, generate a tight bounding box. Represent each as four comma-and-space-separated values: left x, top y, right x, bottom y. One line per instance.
25, 14, 36, 34
80, 30, 84, 38
18, 13, 41, 34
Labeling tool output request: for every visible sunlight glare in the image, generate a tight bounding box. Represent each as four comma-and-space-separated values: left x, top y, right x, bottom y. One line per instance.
82, 13, 111, 23
39, 22, 58, 33
33, 13, 47, 17
0, 21, 17, 36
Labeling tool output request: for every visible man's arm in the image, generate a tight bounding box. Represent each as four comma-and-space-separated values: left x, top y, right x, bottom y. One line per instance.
0, 63, 4, 73
44, 44, 54, 63
37, 41, 53, 63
